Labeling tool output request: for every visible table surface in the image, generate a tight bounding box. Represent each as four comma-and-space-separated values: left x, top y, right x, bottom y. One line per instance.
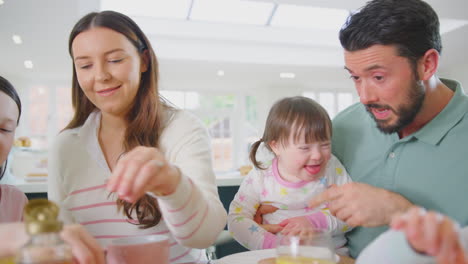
258, 256, 355, 264
215, 249, 355, 264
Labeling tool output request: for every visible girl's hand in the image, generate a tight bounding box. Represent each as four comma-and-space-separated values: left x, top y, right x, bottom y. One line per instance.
279, 216, 315, 236
280, 224, 317, 237
391, 207, 468, 264
106, 146, 181, 202
261, 224, 283, 234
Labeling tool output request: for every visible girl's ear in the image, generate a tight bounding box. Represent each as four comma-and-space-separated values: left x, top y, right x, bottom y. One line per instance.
269, 140, 279, 156
140, 49, 150, 73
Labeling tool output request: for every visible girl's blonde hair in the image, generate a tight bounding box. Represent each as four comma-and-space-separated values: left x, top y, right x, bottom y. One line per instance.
249, 96, 332, 170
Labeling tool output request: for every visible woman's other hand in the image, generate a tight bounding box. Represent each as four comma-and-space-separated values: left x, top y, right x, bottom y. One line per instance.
61, 224, 105, 264
391, 207, 468, 264
0, 223, 104, 264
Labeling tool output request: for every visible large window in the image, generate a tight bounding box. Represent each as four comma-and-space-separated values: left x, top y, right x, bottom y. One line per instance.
21, 87, 355, 174
303, 91, 356, 119
23, 86, 72, 149
56, 86, 74, 131
25, 86, 49, 150
160, 90, 259, 172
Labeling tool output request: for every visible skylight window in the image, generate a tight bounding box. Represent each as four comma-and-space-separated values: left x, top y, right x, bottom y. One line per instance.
271, 4, 350, 31
190, 0, 274, 25
101, 0, 191, 20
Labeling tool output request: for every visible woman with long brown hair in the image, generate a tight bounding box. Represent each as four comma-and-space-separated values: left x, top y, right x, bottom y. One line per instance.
48, 10, 226, 263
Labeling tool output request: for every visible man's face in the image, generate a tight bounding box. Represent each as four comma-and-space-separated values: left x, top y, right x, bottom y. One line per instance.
344, 45, 425, 134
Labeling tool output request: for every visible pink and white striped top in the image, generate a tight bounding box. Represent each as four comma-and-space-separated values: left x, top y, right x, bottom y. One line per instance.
48, 110, 227, 263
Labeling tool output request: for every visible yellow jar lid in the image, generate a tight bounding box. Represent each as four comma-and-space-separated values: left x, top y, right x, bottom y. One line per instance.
24, 199, 62, 235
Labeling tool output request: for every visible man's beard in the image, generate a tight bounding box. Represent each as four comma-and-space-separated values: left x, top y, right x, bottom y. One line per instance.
365, 79, 425, 134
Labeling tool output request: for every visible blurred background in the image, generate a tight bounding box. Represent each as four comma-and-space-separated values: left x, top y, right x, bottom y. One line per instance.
1, 0, 467, 177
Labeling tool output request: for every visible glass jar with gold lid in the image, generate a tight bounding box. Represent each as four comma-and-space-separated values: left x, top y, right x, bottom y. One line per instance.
16, 199, 72, 264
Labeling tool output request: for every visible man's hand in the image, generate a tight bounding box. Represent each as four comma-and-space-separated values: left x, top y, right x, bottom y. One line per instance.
391, 207, 468, 264
309, 183, 412, 227
254, 204, 279, 225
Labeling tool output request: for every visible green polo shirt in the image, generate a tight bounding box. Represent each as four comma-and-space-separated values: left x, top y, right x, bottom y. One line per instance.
332, 78, 468, 258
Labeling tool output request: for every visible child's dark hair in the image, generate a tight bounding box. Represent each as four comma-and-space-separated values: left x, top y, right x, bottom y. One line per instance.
249, 96, 332, 170
0, 76, 22, 180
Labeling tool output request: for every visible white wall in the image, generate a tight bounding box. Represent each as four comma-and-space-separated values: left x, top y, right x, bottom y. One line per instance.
441, 64, 468, 93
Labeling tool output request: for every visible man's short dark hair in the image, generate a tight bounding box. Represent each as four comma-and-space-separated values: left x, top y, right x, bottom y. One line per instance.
339, 0, 442, 71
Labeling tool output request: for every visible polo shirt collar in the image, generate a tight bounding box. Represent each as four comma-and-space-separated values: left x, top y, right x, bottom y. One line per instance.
412, 78, 468, 146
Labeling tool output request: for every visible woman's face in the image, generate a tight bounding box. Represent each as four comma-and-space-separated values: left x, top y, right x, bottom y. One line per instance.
0, 91, 19, 165
71, 27, 148, 117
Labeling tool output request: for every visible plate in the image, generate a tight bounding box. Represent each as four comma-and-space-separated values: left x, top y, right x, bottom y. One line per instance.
215, 249, 340, 264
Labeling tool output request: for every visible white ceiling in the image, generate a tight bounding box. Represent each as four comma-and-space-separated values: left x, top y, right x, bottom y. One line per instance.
1, 0, 468, 93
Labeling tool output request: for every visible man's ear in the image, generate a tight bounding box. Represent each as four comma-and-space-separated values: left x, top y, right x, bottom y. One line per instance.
418, 48, 439, 81
140, 49, 150, 73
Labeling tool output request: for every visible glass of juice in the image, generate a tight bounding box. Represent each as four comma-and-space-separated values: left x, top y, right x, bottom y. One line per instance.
276, 228, 337, 264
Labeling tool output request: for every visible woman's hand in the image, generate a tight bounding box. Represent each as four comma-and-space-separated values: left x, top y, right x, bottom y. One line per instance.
391, 207, 468, 264
0, 223, 104, 264
61, 224, 105, 264
107, 146, 181, 202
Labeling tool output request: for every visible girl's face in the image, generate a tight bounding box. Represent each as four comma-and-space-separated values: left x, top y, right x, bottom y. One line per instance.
71, 27, 148, 117
0, 91, 19, 165
270, 129, 332, 182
